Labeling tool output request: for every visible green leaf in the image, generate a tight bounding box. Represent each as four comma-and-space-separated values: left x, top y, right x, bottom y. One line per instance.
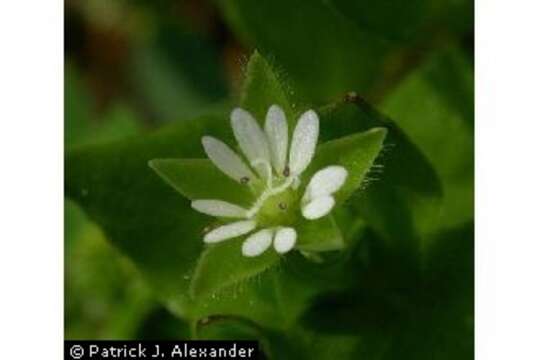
65, 62, 95, 147
300, 222, 473, 359
328, 0, 473, 44
381, 47, 474, 231
190, 238, 280, 299
65, 63, 141, 148
216, 0, 389, 104
149, 159, 254, 207
65, 114, 227, 317
296, 216, 344, 252
216, 0, 472, 106
307, 128, 387, 205
130, 40, 227, 122
64, 199, 154, 339
317, 100, 443, 250
240, 51, 295, 122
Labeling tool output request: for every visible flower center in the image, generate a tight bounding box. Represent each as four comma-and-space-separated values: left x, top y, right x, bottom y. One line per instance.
244, 158, 300, 225
256, 186, 299, 227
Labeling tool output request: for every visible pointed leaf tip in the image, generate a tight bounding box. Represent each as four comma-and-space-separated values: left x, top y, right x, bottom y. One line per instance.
306, 127, 387, 205
240, 51, 294, 122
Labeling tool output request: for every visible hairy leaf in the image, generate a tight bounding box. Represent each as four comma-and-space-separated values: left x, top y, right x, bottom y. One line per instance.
382, 47, 474, 232
190, 238, 280, 298
149, 159, 254, 206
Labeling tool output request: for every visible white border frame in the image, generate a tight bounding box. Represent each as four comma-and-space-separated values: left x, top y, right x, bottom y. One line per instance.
1, 0, 540, 358
476, 0, 540, 358
0, 1, 63, 358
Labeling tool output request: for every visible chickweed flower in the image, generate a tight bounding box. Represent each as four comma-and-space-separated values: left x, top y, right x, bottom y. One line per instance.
191, 105, 348, 257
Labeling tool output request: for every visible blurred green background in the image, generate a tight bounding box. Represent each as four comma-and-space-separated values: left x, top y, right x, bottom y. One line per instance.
65, 0, 473, 357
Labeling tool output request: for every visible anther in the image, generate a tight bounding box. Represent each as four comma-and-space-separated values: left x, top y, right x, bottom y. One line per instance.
283, 166, 290, 177
344, 91, 359, 103
202, 225, 213, 234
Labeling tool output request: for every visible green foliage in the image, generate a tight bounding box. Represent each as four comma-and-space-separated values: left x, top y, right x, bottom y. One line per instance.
295, 216, 344, 252
65, 64, 142, 147
317, 99, 443, 253
130, 45, 225, 122
190, 238, 280, 299
240, 51, 296, 121
149, 159, 254, 206
328, 0, 473, 43
66, 115, 217, 317
65, 64, 158, 339
216, 0, 387, 103
64, 200, 156, 339
382, 48, 474, 231
308, 128, 387, 205
215, 0, 473, 104
127, 8, 229, 122
66, 0, 473, 355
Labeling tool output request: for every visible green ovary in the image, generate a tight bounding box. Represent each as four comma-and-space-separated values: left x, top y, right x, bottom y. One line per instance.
256, 188, 300, 228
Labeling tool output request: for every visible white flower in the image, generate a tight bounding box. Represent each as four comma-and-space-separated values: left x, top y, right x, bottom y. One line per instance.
191, 105, 348, 257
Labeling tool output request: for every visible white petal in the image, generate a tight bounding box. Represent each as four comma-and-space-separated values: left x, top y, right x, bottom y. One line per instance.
303, 166, 348, 203
273, 227, 297, 254
264, 105, 288, 174
202, 136, 255, 183
242, 228, 273, 257
301, 195, 335, 220
192, 200, 248, 218
203, 220, 256, 244
231, 108, 271, 178
289, 110, 319, 176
